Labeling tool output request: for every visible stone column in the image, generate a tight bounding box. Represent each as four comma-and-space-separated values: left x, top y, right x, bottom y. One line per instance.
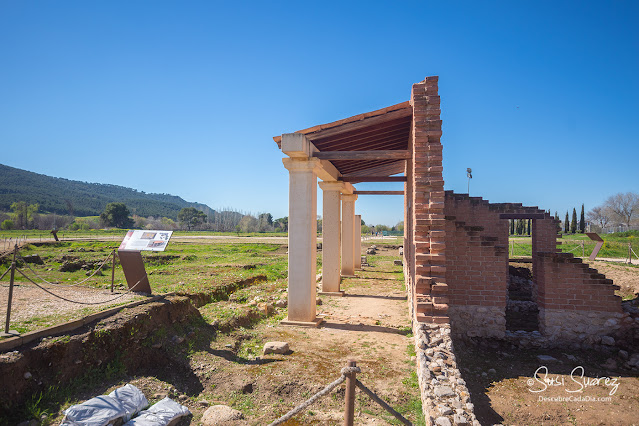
354, 214, 362, 270
341, 194, 358, 276
281, 157, 322, 326
319, 181, 344, 295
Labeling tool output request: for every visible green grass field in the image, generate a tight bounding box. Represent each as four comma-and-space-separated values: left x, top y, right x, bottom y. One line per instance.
0, 239, 290, 335
0, 228, 289, 242
1, 240, 288, 292
508, 231, 638, 259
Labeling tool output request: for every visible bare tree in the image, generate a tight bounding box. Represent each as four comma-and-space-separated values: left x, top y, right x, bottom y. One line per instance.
586, 205, 613, 230
605, 192, 639, 229
238, 214, 259, 233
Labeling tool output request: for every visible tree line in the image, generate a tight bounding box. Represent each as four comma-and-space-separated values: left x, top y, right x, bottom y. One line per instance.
0, 163, 211, 219
0, 201, 291, 233
558, 192, 638, 235
585, 192, 639, 232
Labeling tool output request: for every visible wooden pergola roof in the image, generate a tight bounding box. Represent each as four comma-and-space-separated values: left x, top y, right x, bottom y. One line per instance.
274, 102, 412, 180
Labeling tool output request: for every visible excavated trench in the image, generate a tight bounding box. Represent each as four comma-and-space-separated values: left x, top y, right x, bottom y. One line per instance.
0, 275, 267, 421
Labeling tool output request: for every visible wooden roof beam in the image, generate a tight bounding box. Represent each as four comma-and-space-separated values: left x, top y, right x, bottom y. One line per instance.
312, 150, 410, 161
305, 108, 412, 142
353, 191, 404, 195
499, 213, 547, 219
340, 176, 407, 183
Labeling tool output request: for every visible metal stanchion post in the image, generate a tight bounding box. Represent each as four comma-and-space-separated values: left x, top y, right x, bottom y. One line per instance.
111, 249, 116, 293
2, 245, 19, 337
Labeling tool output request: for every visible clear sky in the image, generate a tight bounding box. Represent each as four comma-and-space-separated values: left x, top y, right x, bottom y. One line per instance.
1, 1, 637, 226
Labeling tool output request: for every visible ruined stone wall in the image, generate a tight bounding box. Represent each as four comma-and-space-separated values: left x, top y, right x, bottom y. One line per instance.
442, 192, 624, 343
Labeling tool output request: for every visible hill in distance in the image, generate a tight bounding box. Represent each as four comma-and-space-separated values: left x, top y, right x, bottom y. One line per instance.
0, 163, 212, 219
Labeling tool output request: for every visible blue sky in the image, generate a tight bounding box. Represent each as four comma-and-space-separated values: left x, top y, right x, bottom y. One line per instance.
1, 1, 637, 226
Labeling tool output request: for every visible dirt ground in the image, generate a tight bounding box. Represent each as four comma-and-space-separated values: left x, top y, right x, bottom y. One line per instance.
31, 246, 419, 425
5, 241, 639, 425
454, 337, 639, 426
457, 259, 639, 426
587, 260, 639, 299
0, 283, 142, 326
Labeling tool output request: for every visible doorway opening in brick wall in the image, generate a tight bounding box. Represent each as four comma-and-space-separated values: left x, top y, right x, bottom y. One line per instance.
502, 214, 545, 333
506, 259, 539, 331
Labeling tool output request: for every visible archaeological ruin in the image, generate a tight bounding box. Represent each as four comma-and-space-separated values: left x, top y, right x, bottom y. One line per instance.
273, 75, 629, 343
273, 76, 633, 422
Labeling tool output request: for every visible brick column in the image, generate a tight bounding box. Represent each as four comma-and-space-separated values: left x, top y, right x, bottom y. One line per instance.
341, 194, 358, 276
319, 181, 344, 295
411, 76, 448, 323
281, 158, 322, 326
532, 215, 561, 319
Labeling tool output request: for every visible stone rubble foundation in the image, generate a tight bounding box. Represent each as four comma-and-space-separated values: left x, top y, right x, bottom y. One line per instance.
448, 305, 505, 339
413, 323, 479, 426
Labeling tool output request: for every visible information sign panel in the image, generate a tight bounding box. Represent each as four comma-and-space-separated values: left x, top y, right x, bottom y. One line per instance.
119, 230, 173, 252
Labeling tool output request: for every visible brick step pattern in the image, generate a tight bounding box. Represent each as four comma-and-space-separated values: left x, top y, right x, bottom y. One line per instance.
539, 251, 621, 292
444, 216, 509, 308
415, 208, 510, 320
441, 191, 560, 313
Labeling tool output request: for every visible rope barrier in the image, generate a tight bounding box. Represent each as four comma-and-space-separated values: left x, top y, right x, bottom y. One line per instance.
355, 379, 412, 425
17, 250, 114, 287
15, 267, 145, 305
563, 245, 581, 254
631, 247, 639, 260
268, 366, 361, 426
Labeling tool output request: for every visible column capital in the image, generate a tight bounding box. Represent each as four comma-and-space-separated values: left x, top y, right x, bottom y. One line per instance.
318, 181, 345, 192
281, 132, 311, 158
282, 157, 321, 173
341, 194, 358, 202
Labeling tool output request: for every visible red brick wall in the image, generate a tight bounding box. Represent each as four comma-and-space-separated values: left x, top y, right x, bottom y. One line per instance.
444, 193, 508, 309
536, 252, 622, 313
409, 77, 447, 323
531, 216, 560, 291
442, 192, 621, 317
404, 78, 621, 327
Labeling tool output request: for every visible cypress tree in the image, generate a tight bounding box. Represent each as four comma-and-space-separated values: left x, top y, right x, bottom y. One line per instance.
555, 212, 561, 233
510, 219, 515, 235
579, 204, 585, 233
564, 212, 569, 234
571, 208, 577, 234
527, 219, 531, 235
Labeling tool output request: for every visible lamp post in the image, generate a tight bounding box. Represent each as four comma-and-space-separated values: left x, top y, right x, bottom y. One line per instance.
466, 168, 473, 195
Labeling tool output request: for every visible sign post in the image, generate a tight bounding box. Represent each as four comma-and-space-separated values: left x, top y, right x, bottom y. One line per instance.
1, 245, 19, 337
585, 232, 604, 261
118, 230, 173, 295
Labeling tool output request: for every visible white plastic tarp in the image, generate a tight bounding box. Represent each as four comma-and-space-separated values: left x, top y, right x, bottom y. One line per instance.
60, 395, 127, 426
124, 397, 191, 426
109, 384, 149, 422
